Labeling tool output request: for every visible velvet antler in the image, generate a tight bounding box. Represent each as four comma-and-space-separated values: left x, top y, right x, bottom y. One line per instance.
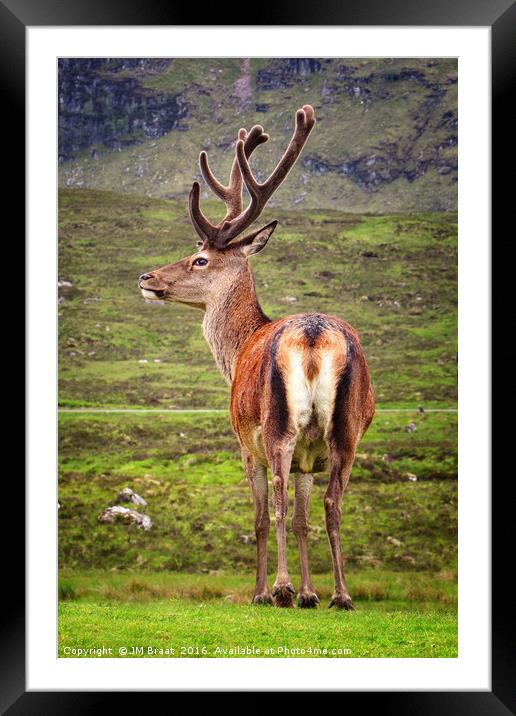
188, 105, 316, 249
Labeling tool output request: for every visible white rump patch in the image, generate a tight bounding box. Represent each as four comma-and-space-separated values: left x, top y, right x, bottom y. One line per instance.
286, 349, 338, 436
287, 351, 314, 431
312, 352, 337, 432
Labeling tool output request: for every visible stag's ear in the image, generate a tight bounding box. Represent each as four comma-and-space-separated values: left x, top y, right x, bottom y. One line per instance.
235, 221, 278, 257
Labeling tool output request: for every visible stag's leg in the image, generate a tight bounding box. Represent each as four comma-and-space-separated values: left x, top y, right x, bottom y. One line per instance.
242, 449, 272, 605
267, 442, 296, 607
325, 450, 355, 610
292, 473, 319, 608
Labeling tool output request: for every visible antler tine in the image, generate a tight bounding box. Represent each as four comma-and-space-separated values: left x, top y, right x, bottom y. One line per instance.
199, 126, 269, 224
214, 105, 316, 247
263, 105, 315, 194
188, 181, 217, 243
199, 129, 248, 206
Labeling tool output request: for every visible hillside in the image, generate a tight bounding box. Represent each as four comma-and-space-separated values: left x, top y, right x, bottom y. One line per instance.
58, 189, 457, 409
58, 58, 457, 213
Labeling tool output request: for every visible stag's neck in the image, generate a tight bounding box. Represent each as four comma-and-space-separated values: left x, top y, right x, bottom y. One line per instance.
202, 266, 270, 383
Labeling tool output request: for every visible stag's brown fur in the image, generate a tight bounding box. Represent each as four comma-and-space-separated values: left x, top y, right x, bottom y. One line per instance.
231, 314, 374, 474
139, 105, 375, 609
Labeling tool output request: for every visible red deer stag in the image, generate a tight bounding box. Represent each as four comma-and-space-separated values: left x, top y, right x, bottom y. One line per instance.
139, 105, 375, 609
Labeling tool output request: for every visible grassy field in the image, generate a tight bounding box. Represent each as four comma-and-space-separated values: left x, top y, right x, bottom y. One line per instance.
58, 410, 457, 573
59, 571, 457, 658
58, 407, 457, 658
58, 188, 457, 409
58, 188, 457, 658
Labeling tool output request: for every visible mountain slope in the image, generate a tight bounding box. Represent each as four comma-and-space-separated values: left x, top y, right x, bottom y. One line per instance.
58, 58, 457, 213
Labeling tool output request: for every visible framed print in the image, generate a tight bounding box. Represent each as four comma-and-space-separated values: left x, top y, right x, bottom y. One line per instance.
5, 0, 512, 709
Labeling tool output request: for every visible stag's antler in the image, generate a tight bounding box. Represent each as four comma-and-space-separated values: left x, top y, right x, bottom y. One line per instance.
189, 125, 269, 242
189, 105, 315, 249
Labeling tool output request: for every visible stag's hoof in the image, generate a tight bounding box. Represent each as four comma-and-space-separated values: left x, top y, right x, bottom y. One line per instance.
252, 593, 273, 606
272, 582, 295, 608
328, 594, 354, 610
297, 591, 320, 609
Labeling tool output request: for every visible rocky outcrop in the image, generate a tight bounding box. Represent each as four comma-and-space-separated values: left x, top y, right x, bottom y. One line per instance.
98, 505, 152, 531
117, 487, 148, 506
256, 58, 322, 90
98, 483, 152, 530
303, 139, 457, 193
58, 59, 187, 160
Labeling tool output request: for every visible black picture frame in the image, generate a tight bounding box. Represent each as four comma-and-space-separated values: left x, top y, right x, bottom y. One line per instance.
6, 0, 512, 710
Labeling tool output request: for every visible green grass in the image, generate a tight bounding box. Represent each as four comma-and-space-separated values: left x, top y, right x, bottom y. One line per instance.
59, 410, 457, 573
58, 571, 457, 658
58, 407, 457, 658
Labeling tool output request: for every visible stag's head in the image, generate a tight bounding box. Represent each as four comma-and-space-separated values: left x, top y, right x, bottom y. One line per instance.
138, 105, 315, 308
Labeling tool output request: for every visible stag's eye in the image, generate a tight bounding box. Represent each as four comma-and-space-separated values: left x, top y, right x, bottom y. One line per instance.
193, 257, 208, 267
